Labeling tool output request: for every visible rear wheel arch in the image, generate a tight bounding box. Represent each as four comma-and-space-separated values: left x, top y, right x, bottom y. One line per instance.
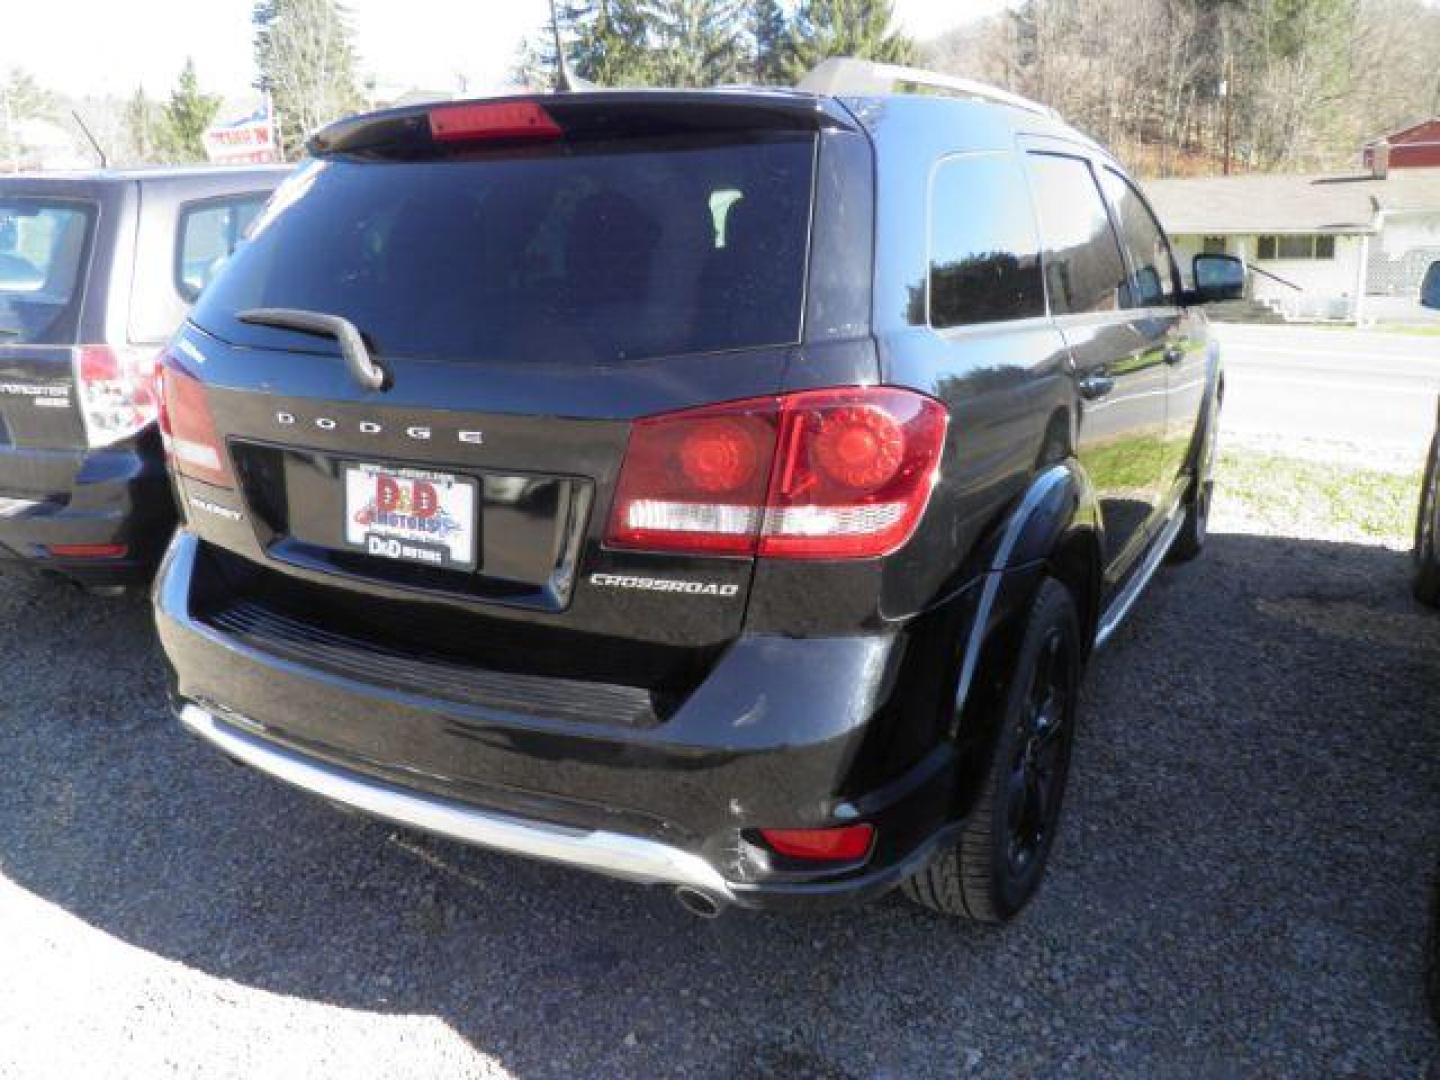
968, 460, 1103, 665
947, 463, 1101, 775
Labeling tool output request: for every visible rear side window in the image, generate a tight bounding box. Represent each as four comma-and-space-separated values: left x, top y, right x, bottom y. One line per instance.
928, 153, 1044, 329
1099, 168, 1177, 308
176, 195, 267, 302
0, 199, 95, 345
192, 137, 815, 365
1025, 154, 1127, 316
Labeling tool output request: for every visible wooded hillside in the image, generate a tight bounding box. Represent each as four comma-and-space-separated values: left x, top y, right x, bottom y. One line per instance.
928, 0, 1440, 176
526, 0, 1440, 177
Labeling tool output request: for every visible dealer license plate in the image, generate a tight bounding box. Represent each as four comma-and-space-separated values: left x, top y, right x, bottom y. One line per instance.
343, 463, 478, 571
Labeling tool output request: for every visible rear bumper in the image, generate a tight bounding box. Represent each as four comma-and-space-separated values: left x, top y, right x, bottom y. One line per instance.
0, 434, 174, 587
155, 530, 974, 910
180, 702, 739, 896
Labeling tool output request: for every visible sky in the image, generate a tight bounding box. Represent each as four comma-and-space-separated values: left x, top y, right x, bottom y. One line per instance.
1, 0, 1011, 106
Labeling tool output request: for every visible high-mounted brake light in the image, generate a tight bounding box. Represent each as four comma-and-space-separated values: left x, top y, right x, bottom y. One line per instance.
73, 345, 160, 448
428, 101, 562, 144
157, 352, 232, 489
605, 387, 948, 560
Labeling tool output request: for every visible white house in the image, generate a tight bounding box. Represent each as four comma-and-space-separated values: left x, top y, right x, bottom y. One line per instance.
1145, 166, 1440, 322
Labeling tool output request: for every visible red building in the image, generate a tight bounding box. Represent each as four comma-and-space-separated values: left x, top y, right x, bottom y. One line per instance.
1363, 118, 1440, 170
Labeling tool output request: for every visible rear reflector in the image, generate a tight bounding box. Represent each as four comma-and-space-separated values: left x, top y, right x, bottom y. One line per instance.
429, 101, 562, 144
73, 345, 160, 448
606, 387, 947, 559
759, 824, 875, 862
45, 543, 127, 560
157, 352, 232, 489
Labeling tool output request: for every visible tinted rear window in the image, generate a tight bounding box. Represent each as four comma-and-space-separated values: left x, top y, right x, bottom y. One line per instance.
192, 137, 815, 364
928, 153, 1044, 329
0, 198, 96, 345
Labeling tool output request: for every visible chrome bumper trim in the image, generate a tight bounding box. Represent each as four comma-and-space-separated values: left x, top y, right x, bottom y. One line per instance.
179, 703, 735, 899
0, 496, 44, 519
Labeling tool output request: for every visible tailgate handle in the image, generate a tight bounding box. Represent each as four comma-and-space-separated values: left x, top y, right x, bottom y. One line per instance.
238, 308, 389, 392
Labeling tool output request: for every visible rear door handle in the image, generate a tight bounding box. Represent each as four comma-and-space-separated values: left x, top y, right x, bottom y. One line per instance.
1077, 374, 1115, 401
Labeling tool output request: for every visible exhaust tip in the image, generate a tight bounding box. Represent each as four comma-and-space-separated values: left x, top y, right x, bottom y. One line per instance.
674, 886, 724, 919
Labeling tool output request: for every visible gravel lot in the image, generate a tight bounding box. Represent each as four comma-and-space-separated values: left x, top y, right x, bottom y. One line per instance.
2, 437, 1439, 1077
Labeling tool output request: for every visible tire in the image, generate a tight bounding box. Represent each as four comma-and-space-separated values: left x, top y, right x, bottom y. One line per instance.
1412, 433, 1440, 607
903, 577, 1082, 923
1169, 391, 1218, 564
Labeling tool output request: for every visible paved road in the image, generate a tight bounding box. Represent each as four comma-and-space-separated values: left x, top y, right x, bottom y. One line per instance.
1216, 325, 1440, 460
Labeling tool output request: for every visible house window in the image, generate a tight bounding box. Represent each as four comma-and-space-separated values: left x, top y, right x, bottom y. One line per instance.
1202, 236, 1227, 254
1256, 234, 1336, 261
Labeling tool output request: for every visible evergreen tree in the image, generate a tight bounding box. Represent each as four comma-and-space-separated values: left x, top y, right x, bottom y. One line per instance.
158, 59, 221, 163
646, 0, 747, 87
575, 0, 655, 85
751, 0, 791, 84
523, 1, 655, 88
253, 0, 363, 158
783, 0, 916, 82
124, 86, 161, 163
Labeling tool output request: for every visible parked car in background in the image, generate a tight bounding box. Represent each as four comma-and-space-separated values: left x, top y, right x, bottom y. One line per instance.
154, 61, 1236, 922
1412, 261, 1440, 1029
0, 166, 287, 591
1414, 262, 1440, 606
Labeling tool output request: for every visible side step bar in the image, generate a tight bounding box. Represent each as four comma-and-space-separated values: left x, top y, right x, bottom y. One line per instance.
1095, 501, 1186, 649
179, 703, 735, 900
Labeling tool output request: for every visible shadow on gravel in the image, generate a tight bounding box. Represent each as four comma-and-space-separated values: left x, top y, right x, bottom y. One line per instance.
1, 530, 1438, 1076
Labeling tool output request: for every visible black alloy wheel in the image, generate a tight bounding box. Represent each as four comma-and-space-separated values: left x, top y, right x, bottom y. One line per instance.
1003, 626, 1071, 880
903, 577, 1082, 923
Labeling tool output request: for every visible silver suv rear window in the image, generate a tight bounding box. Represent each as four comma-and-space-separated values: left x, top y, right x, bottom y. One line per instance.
0, 199, 95, 345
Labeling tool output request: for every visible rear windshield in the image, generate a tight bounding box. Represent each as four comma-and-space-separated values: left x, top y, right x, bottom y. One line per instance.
192, 136, 816, 364
0, 198, 96, 345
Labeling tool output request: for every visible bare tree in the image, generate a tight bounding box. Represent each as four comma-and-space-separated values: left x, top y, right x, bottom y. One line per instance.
923, 0, 1440, 177
253, 0, 363, 159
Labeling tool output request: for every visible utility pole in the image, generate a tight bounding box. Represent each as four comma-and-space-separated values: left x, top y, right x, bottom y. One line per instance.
1221, 55, 1233, 175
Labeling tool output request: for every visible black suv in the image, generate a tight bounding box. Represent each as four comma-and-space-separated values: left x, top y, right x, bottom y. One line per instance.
154, 61, 1237, 920
0, 166, 285, 590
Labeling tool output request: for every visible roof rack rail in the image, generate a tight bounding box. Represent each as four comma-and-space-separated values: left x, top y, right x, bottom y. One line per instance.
797, 58, 1058, 119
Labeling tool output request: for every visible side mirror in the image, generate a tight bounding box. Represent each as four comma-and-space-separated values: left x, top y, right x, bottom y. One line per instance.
1422, 261, 1440, 311
1192, 254, 1246, 303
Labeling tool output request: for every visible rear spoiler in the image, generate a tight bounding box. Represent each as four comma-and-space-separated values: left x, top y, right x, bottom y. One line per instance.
307, 91, 858, 159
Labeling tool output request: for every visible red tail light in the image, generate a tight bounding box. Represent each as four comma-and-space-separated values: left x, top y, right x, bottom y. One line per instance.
429, 101, 562, 144
606, 388, 948, 559
759, 824, 875, 862
73, 345, 160, 448
158, 353, 232, 489
45, 543, 128, 560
